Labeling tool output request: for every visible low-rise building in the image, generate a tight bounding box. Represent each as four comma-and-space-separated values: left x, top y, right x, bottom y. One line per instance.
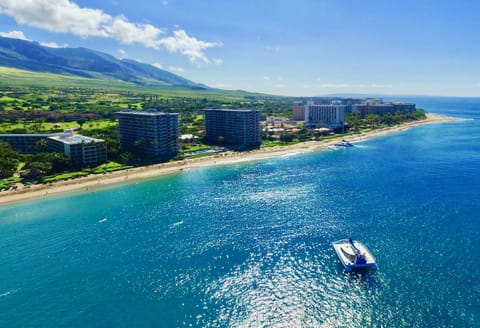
266, 116, 290, 126
0, 131, 107, 166
48, 131, 107, 166
0, 133, 56, 153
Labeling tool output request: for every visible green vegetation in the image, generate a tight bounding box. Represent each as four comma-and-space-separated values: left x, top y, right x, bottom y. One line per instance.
0, 120, 117, 134
88, 161, 133, 174
19, 152, 71, 182
42, 171, 90, 183
41, 162, 132, 183
0, 176, 21, 191
345, 109, 427, 133
182, 152, 215, 160
180, 143, 210, 153
0, 142, 22, 179
0, 136, 133, 187
261, 140, 299, 148
0, 66, 268, 99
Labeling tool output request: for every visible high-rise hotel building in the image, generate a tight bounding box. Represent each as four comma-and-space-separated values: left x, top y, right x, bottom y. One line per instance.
304, 101, 346, 129
203, 108, 261, 147
117, 109, 179, 159
292, 103, 305, 122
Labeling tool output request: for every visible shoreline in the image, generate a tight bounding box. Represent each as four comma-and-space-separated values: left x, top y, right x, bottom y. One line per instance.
0, 113, 459, 206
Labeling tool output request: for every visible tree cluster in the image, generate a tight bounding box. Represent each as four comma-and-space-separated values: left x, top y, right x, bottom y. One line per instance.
21, 153, 71, 180
0, 142, 21, 179
0, 141, 71, 181
346, 109, 426, 131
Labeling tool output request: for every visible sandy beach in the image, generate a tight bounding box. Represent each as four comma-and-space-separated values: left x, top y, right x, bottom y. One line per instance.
0, 113, 458, 206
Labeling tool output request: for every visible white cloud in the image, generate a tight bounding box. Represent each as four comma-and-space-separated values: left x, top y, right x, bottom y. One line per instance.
118, 49, 126, 56
0, 0, 111, 38
0, 0, 219, 63
168, 66, 184, 73
105, 14, 165, 48
157, 30, 220, 63
41, 41, 68, 48
152, 62, 163, 69
0, 30, 30, 40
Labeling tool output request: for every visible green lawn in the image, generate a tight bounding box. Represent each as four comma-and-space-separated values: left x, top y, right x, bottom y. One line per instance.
42, 171, 90, 183
81, 120, 117, 131
0, 96, 17, 102
42, 161, 132, 183
0, 120, 117, 133
261, 140, 300, 148
180, 144, 210, 153
183, 152, 215, 159
88, 161, 132, 174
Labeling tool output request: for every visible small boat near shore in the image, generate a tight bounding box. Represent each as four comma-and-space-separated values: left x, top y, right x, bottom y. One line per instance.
332, 238, 377, 272
334, 139, 354, 147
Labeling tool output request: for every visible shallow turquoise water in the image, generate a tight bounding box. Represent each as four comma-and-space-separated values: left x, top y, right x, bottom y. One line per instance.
1, 97, 479, 327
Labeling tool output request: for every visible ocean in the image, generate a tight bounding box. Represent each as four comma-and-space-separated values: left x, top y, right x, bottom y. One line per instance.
1, 97, 479, 327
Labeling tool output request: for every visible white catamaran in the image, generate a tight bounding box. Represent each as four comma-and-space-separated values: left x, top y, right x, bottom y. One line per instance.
332, 238, 378, 272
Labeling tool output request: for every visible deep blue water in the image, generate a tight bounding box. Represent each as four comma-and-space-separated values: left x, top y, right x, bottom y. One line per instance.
1, 97, 479, 327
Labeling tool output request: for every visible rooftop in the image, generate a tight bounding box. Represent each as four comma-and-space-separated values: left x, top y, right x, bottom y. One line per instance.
116, 109, 178, 116
48, 132, 104, 145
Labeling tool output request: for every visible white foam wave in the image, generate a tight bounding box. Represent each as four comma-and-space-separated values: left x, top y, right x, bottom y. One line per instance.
0, 288, 19, 297
170, 220, 184, 228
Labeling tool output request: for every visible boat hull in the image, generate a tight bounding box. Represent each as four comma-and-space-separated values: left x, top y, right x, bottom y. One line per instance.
334, 140, 354, 147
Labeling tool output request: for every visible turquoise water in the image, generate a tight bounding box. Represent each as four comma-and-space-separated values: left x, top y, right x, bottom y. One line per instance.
1, 97, 479, 327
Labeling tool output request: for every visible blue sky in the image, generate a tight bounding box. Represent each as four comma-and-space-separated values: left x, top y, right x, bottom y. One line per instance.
0, 0, 479, 97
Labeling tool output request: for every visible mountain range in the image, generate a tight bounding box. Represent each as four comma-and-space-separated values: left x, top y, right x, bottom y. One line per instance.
0, 36, 205, 89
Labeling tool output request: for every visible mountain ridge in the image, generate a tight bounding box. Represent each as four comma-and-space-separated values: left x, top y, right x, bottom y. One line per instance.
0, 36, 203, 89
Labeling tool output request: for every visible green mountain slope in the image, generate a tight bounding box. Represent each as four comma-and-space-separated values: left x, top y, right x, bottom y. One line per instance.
0, 66, 267, 99
0, 36, 200, 88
